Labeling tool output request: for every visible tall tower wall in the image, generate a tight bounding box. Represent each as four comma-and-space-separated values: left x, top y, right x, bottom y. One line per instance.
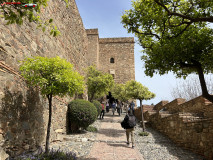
86, 29, 100, 67
98, 38, 135, 83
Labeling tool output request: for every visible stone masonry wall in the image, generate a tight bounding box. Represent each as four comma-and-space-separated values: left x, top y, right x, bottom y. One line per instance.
86, 29, 100, 68
0, 0, 88, 157
98, 38, 135, 83
139, 96, 213, 160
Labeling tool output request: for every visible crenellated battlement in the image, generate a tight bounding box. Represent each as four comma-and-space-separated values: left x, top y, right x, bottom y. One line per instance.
86, 28, 99, 35
99, 37, 134, 43
135, 96, 213, 159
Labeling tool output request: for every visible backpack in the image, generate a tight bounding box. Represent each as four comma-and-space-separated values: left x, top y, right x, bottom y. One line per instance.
127, 115, 136, 128
121, 120, 127, 129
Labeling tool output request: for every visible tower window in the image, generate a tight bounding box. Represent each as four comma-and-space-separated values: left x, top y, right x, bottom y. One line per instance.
110, 58, 114, 63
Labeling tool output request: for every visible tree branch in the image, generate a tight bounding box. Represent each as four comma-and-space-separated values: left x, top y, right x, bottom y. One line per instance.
154, 0, 213, 22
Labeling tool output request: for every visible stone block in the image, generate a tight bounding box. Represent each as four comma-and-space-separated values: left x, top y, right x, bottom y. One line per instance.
81, 138, 87, 142
0, 147, 9, 160
55, 129, 64, 133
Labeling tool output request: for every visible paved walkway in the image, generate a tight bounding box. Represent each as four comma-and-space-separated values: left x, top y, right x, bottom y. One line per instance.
85, 112, 144, 160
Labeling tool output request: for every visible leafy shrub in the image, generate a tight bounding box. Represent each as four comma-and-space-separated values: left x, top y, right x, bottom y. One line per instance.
15, 149, 76, 160
138, 132, 149, 136
92, 100, 102, 116
68, 99, 98, 133
86, 126, 98, 132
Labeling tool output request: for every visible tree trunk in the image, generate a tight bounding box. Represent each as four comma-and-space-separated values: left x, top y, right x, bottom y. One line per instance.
140, 99, 145, 132
45, 94, 52, 153
194, 61, 213, 103
89, 92, 95, 102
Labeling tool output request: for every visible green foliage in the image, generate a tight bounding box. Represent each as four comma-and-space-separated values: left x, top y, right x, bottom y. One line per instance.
20, 56, 85, 97
68, 99, 98, 133
0, 0, 68, 36
138, 131, 149, 137
125, 80, 155, 101
16, 149, 76, 160
86, 65, 114, 101
122, 0, 213, 103
19, 56, 85, 152
143, 26, 213, 78
92, 100, 102, 116
122, 0, 213, 79
121, 0, 212, 41
86, 126, 98, 132
111, 83, 129, 102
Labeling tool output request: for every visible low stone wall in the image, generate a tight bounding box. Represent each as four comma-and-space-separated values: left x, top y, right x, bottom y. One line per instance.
134, 105, 154, 121
142, 96, 213, 160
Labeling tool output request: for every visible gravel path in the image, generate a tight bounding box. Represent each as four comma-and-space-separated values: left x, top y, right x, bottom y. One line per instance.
134, 122, 206, 160
50, 111, 206, 160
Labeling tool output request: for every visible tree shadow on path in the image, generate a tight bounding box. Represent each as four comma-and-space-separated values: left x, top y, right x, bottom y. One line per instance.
97, 128, 124, 138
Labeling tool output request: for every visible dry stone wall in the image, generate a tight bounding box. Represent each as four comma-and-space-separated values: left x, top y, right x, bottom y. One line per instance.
136, 96, 213, 160
0, 0, 88, 157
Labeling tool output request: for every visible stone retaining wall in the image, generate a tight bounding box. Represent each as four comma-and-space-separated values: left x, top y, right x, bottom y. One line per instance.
136, 96, 213, 159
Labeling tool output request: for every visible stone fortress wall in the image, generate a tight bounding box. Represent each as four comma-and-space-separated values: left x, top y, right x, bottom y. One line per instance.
135, 96, 213, 160
86, 29, 135, 84
0, 0, 135, 158
0, 0, 88, 157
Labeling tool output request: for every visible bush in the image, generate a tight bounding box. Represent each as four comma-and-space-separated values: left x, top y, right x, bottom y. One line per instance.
86, 126, 98, 132
68, 99, 98, 133
92, 100, 102, 116
138, 132, 149, 136
15, 149, 76, 160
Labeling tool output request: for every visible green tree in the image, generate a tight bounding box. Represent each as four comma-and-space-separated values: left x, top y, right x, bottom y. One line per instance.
125, 80, 155, 132
122, 0, 213, 39
122, 1, 213, 103
20, 56, 84, 153
111, 83, 129, 103
0, 0, 67, 36
86, 66, 114, 102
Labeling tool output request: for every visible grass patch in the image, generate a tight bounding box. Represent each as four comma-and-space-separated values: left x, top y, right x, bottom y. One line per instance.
138, 131, 149, 136
86, 126, 98, 132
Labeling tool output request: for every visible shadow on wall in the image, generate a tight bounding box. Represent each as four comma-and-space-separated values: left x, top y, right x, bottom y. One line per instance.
0, 87, 45, 157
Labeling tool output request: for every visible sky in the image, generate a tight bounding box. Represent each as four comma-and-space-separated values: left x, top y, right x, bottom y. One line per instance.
75, 0, 183, 105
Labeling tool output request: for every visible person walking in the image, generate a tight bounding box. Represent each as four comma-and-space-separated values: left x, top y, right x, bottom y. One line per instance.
106, 101, 109, 112
100, 102, 105, 119
128, 104, 134, 115
111, 101, 116, 116
130, 101, 135, 115
121, 110, 136, 148
117, 101, 122, 116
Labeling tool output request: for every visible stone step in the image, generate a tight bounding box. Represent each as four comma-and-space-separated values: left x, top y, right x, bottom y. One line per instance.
160, 114, 172, 118
148, 111, 157, 115
179, 113, 194, 116
181, 116, 203, 122
204, 99, 212, 105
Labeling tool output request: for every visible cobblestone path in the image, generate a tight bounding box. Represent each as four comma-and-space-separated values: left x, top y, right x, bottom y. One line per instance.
85, 113, 144, 160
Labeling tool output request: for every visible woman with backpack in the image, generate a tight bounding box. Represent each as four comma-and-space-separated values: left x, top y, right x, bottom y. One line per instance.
121, 110, 136, 148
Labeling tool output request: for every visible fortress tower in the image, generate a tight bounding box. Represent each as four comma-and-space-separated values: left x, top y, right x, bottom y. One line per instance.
86, 29, 135, 84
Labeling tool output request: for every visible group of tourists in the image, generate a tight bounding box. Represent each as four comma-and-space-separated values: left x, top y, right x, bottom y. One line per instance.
111, 101, 123, 116
98, 100, 136, 149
